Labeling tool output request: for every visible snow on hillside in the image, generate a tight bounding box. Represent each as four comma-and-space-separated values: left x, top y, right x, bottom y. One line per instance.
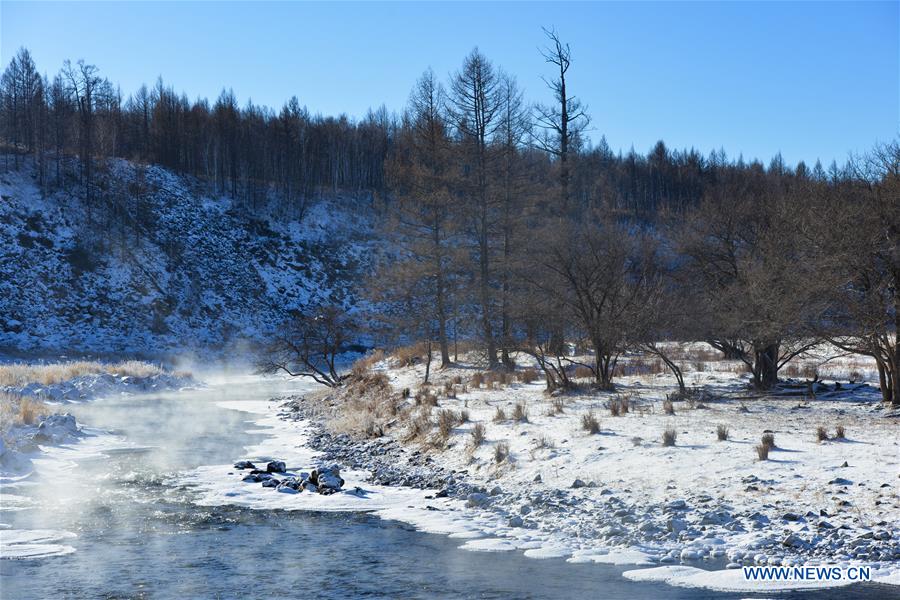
0, 159, 375, 357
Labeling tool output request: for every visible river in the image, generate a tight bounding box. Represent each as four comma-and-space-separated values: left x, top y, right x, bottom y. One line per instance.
0, 377, 892, 599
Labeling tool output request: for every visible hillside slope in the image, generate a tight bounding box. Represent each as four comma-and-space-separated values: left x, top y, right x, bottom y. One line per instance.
0, 159, 375, 359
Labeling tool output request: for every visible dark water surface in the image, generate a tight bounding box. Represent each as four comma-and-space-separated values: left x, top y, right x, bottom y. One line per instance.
1, 378, 895, 599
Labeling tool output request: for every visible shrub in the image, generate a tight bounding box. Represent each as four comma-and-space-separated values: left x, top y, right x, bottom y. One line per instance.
581, 411, 600, 434
452, 374, 463, 384
608, 399, 620, 417
550, 398, 565, 415
816, 425, 828, 442
761, 432, 776, 450
519, 368, 539, 384
437, 409, 457, 439
470, 372, 485, 388
834, 424, 846, 439
662, 397, 675, 415
471, 422, 486, 447
512, 402, 529, 423
662, 426, 677, 447
536, 435, 555, 449
415, 389, 439, 407
406, 413, 433, 441
716, 424, 729, 441
494, 441, 510, 463
493, 406, 507, 423
755, 444, 770, 461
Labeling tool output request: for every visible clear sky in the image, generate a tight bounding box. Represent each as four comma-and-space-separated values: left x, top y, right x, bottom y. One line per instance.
2, 1, 897, 167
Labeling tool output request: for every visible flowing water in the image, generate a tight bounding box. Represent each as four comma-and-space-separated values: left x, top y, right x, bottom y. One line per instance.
0, 377, 893, 599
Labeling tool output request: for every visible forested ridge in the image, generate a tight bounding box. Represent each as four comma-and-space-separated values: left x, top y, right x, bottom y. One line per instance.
1, 34, 897, 404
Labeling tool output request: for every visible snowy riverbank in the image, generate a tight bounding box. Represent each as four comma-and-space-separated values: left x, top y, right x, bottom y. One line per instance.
198, 354, 900, 594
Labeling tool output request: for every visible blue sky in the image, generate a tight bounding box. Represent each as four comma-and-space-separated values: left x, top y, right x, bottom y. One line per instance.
2, 1, 897, 167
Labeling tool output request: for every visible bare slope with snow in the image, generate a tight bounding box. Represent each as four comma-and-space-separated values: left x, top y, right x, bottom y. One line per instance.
0, 159, 374, 357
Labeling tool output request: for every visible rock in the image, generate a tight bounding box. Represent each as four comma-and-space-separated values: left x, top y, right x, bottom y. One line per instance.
782, 534, 803, 547
313, 465, 344, 492
508, 516, 524, 528
667, 518, 687, 533
302, 482, 318, 493
828, 477, 852, 486
533, 473, 542, 483
466, 493, 490, 508
266, 461, 287, 473
840, 461, 849, 468
276, 483, 299, 494
242, 474, 261, 483
233, 460, 255, 470
32, 413, 81, 444
700, 511, 732, 525
262, 478, 279, 488
782, 512, 802, 521
519, 505, 532, 515
435, 489, 448, 498
667, 499, 687, 510
571, 479, 587, 489
490, 486, 502, 496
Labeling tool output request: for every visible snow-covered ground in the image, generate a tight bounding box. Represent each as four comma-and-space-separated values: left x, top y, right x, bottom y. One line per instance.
197, 349, 900, 593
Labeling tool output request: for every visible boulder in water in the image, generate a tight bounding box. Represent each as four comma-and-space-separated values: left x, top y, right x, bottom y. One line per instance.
32, 414, 82, 444
234, 460, 256, 470
266, 461, 286, 473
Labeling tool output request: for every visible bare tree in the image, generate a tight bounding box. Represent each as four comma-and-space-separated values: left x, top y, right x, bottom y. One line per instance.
447, 48, 504, 367
257, 305, 357, 387
533, 27, 590, 212
381, 69, 457, 368
820, 141, 900, 405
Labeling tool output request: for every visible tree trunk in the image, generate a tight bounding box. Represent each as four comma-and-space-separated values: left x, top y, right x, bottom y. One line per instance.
752, 343, 780, 390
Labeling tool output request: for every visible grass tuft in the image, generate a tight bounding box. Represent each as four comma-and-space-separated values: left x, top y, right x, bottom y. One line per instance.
581, 411, 600, 434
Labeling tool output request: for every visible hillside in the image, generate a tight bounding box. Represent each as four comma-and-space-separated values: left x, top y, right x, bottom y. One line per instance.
0, 158, 376, 360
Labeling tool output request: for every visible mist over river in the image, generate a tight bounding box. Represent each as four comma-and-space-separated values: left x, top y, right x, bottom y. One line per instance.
0, 377, 891, 599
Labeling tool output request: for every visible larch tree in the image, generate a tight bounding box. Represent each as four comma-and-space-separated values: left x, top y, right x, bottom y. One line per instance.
447, 48, 504, 368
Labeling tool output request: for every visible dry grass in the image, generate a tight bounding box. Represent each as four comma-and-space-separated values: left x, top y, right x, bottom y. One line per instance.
329, 371, 403, 439
470, 372, 485, 388
662, 397, 675, 415
437, 409, 457, 439
716, 424, 729, 441
512, 402, 529, 423
761, 432, 776, 450
471, 422, 486, 447
494, 441, 510, 463
519, 368, 539, 384
581, 411, 600, 434
392, 342, 428, 367
628, 357, 667, 376
662, 426, 677, 447
834, 424, 846, 439
816, 425, 829, 443
783, 362, 819, 379
0, 392, 49, 429
547, 397, 565, 416
0, 360, 167, 388
415, 388, 439, 407
574, 365, 594, 380
349, 349, 385, 379
755, 443, 770, 461
493, 406, 507, 423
